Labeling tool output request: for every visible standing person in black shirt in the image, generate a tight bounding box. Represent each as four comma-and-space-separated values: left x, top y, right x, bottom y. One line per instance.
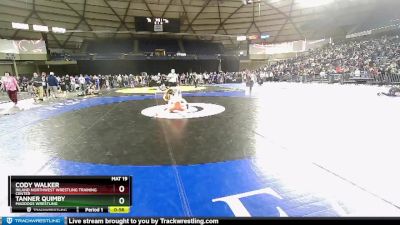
100, 75, 105, 89
245, 72, 255, 95
22, 76, 28, 92
65, 75, 71, 92
60, 76, 67, 97
31, 72, 44, 101
191, 73, 198, 88
47, 72, 59, 98
257, 73, 263, 86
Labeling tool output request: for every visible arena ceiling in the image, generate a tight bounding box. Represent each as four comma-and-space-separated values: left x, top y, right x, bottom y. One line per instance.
0, 0, 399, 50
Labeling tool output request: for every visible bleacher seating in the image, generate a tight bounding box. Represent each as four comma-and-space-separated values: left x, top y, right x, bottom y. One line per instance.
259, 34, 400, 85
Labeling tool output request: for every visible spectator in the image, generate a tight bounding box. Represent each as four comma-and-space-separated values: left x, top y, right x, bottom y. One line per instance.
1, 72, 20, 107
47, 72, 59, 98
65, 74, 71, 91
31, 72, 44, 101
70, 75, 76, 92
41, 72, 48, 97
78, 74, 86, 95
59, 76, 67, 97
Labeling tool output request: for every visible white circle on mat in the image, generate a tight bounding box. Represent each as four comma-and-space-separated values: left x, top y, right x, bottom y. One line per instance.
141, 103, 225, 119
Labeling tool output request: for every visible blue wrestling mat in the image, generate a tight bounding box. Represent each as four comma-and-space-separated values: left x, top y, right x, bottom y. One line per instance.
1, 86, 398, 217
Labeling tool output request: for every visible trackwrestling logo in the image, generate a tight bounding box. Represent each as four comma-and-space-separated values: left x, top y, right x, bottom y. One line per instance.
2, 217, 64, 225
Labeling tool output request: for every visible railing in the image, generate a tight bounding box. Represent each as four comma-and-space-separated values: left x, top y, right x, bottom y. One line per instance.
372, 73, 400, 85
50, 52, 229, 61
271, 71, 400, 86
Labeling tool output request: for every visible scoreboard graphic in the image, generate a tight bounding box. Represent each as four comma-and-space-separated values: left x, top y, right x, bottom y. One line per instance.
135, 17, 180, 33
8, 176, 132, 214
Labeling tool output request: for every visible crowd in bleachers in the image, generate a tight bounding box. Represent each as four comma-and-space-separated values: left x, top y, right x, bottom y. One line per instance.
4, 34, 400, 105
255, 35, 400, 83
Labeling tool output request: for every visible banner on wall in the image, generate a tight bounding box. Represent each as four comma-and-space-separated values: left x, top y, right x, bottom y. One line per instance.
250, 38, 329, 55
0, 39, 47, 55
0, 39, 19, 54
250, 41, 298, 55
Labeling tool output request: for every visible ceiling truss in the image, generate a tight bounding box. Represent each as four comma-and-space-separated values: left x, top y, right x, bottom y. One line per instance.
0, 0, 392, 49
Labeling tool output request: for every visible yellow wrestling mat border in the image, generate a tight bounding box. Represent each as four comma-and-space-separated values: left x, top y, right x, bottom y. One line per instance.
116, 86, 206, 94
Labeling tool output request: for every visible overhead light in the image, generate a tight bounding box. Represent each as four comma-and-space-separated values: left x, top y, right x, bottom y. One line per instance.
12, 22, 29, 30
261, 34, 270, 39
242, 0, 260, 5
248, 34, 259, 40
52, 27, 66, 33
296, 0, 334, 8
33, 24, 49, 32
237, 36, 247, 41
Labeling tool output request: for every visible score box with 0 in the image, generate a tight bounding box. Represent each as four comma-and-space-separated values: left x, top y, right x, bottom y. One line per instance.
111, 176, 132, 207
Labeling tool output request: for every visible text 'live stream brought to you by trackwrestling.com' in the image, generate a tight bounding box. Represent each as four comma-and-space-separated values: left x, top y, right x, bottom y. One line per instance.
67, 218, 220, 225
